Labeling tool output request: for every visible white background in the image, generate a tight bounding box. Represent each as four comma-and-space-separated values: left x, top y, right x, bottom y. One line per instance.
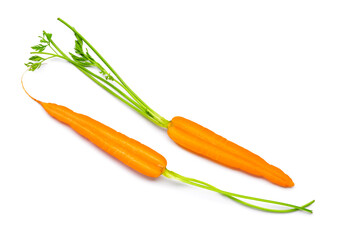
1, 1, 343, 239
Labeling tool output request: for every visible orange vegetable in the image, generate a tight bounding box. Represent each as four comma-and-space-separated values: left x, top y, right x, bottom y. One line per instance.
21, 77, 313, 213
22, 81, 166, 178
168, 117, 294, 187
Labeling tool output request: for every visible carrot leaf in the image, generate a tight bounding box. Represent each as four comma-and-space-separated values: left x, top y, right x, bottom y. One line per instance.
29, 55, 44, 62
31, 44, 47, 52
25, 61, 42, 71
25, 19, 170, 128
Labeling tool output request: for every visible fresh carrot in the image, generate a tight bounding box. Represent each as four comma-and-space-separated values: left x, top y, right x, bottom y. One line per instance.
21, 79, 166, 178
26, 19, 294, 187
168, 117, 294, 187
21, 76, 314, 213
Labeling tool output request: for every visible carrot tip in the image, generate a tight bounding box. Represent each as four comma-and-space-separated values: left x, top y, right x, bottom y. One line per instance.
21, 70, 42, 104
281, 178, 295, 188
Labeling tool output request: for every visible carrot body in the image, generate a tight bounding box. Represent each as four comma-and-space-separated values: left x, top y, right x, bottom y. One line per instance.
41, 102, 167, 177
21, 80, 167, 177
21, 83, 167, 178
167, 116, 294, 187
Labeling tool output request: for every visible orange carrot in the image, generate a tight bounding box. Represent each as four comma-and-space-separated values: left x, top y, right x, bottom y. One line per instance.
21, 76, 314, 213
168, 117, 294, 187
21, 80, 166, 178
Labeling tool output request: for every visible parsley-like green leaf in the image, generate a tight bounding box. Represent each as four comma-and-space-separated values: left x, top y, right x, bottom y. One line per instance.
85, 49, 95, 61
29, 55, 44, 62
74, 33, 84, 56
43, 31, 52, 42
69, 53, 87, 62
105, 75, 115, 80
25, 62, 42, 71
39, 36, 48, 43
75, 41, 83, 55
24, 62, 33, 67
75, 33, 83, 44
69, 53, 93, 67
31, 44, 47, 52
77, 61, 93, 67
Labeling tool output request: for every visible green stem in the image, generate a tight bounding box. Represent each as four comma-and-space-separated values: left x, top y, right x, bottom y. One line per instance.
31, 52, 57, 56
67, 61, 145, 112
163, 169, 314, 213
31, 52, 143, 111
66, 58, 165, 127
69, 62, 166, 127
48, 43, 59, 55
49, 38, 70, 60
57, 18, 169, 128
42, 55, 56, 62
57, 19, 135, 96
31, 45, 167, 127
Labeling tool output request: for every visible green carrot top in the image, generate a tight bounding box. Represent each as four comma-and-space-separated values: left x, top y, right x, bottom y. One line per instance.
25, 18, 169, 128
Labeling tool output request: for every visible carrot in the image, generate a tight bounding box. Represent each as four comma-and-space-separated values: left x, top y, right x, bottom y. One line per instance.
168, 117, 294, 187
26, 19, 295, 187
21, 75, 314, 213
21, 80, 166, 178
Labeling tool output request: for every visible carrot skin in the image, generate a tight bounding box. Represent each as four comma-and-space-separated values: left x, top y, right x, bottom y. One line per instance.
40, 101, 167, 178
168, 116, 294, 187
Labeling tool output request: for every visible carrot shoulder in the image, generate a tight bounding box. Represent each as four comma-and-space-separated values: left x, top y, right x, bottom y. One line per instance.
168, 116, 294, 187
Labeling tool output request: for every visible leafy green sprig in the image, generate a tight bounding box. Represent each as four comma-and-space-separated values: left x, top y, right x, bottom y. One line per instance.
25, 24, 169, 128
25, 32, 54, 71
70, 33, 115, 81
